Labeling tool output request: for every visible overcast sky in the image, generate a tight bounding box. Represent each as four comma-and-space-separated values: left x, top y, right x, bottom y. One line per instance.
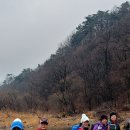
0, 0, 127, 82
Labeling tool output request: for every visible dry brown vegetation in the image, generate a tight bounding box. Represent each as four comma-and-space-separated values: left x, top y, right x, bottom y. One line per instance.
0, 111, 129, 129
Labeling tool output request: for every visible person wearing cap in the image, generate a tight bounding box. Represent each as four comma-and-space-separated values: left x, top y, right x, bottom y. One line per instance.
78, 114, 90, 130
10, 118, 24, 130
108, 112, 120, 130
93, 115, 108, 130
37, 118, 48, 130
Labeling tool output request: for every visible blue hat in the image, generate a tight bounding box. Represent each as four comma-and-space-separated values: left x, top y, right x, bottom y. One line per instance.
11, 118, 24, 130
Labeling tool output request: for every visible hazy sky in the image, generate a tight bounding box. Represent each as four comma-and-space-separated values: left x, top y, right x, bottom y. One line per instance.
0, 0, 127, 82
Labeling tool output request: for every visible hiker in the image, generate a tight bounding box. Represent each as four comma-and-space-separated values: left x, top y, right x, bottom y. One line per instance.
37, 118, 48, 130
78, 113, 90, 130
10, 118, 24, 130
93, 115, 108, 130
124, 119, 130, 130
108, 112, 120, 130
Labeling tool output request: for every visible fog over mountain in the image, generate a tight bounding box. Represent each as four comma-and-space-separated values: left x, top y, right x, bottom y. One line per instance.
0, 0, 126, 82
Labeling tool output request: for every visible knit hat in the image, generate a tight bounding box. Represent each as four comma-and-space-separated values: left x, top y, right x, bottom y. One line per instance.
100, 115, 108, 121
81, 114, 89, 123
10, 118, 24, 130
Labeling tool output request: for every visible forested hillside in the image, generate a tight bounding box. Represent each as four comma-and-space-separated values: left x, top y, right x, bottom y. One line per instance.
1, 1, 130, 113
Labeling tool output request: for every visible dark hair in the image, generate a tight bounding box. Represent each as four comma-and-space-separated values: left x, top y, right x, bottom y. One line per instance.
79, 123, 90, 127
110, 112, 117, 122
40, 122, 48, 125
12, 127, 21, 130
100, 115, 108, 121
110, 112, 117, 118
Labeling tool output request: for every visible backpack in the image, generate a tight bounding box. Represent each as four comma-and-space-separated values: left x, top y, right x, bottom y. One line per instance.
109, 124, 117, 130
108, 121, 120, 130
72, 124, 80, 130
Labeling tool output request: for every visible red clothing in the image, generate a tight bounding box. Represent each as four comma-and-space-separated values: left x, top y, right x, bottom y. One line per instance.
78, 127, 90, 130
78, 127, 84, 130
37, 128, 41, 130
37, 128, 47, 130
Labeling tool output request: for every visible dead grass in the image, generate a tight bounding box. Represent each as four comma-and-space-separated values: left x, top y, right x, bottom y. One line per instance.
0, 110, 80, 129
0, 110, 129, 129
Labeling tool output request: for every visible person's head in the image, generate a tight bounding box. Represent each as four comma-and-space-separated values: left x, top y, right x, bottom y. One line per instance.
39, 118, 48, 130
10, 118, 24, 130
100, 115, 108, 125
81, 114, 90, 128
110, 112, 117, 123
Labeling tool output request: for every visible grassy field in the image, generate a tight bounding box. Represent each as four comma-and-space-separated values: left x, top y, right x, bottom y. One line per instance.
0, 110, 81, 129
0, 110, 129, 129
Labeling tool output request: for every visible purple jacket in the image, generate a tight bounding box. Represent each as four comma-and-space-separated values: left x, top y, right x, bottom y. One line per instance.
93, 122, 108, 130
